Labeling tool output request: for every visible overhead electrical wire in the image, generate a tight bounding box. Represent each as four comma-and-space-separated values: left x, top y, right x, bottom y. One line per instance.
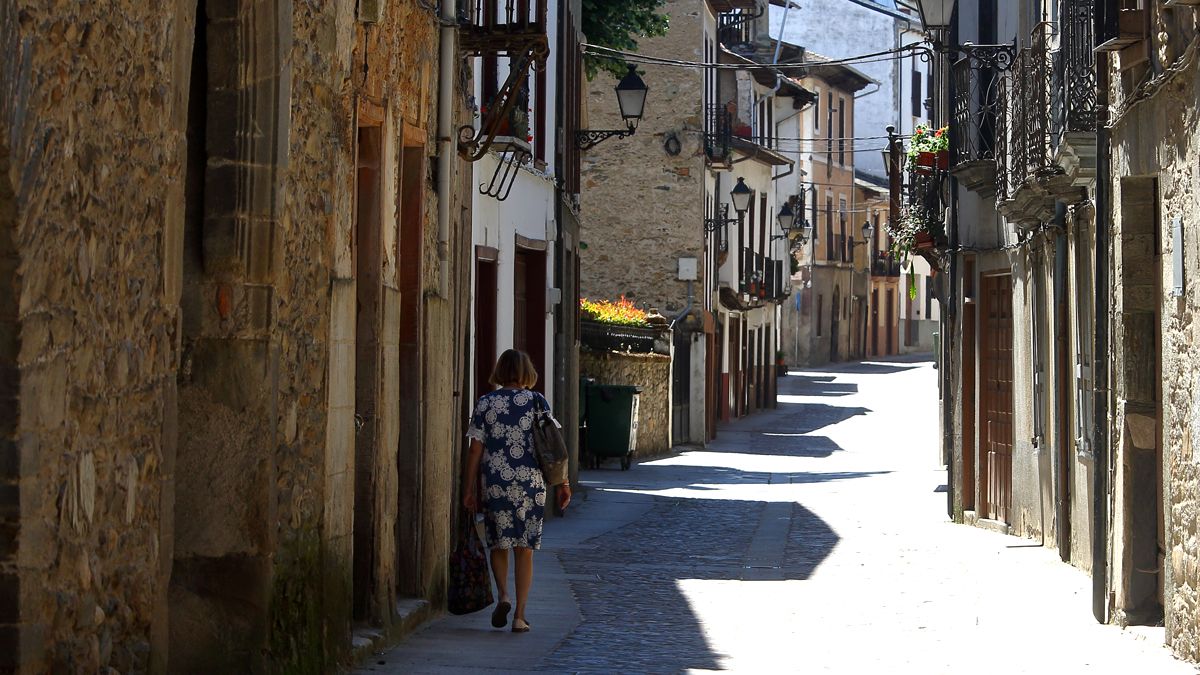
581, 42, 928, 72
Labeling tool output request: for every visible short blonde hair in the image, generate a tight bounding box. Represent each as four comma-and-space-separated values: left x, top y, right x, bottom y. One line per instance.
489, 349, 538, 389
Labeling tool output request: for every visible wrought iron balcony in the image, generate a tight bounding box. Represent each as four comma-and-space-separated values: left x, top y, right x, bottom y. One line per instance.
717, 9, 759, 51
1053, 0, 1097, 139
459, 0, 548, 56
457, 0, 549, 161
705, 104, 733, 165
905, 165, 948, 243
872, 251, 901, 277
997, 31, 1052, 202
994, 13, 1095, 218
949, 45, 1013, 193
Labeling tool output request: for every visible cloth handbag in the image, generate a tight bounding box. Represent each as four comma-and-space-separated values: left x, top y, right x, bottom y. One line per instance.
531, 398, 570, 486
446, 514, 494, 615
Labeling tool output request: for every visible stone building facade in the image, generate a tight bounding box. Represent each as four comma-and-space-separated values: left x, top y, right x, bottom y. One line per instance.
580, 0, 807, 444
776, 53, 874, 367
0, 0, 477, 670
933, 0, 1200, 664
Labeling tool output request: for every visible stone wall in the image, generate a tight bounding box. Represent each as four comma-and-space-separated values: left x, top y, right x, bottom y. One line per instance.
4, 2, 187, 669
578, 0, 705, 314
0, 0, 471, 671
580, 349, 672, 459
1109, 23, 1200, 658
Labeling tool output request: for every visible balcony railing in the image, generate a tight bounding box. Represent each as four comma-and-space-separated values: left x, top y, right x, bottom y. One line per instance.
950, 48, 1011, 168
998, 29, 1052, 199
1052, 0, 1097, 142
872, 252, 901, 277
460, 0, 548, 55
717, 10, 757, 50
705, 104, 733, 164
905, 166, 947, 242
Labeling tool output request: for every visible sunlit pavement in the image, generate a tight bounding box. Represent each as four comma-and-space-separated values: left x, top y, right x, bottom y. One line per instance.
360, 357, 1197, 674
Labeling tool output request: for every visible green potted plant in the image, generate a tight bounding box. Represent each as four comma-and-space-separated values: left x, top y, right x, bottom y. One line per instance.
907, 124, 949, 173
775, 349, 787, 376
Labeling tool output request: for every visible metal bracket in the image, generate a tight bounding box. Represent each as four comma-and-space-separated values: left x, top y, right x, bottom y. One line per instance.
575, 125, 636, 151
479, 144, 533, 201
458, 44, 547, 161
704, 203, 738, 233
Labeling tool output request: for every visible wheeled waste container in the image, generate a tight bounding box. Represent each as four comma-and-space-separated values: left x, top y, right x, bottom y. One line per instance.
582, 383, 641, 470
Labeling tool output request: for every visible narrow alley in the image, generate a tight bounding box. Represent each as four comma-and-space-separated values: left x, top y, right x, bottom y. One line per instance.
361, 359, 1192, 674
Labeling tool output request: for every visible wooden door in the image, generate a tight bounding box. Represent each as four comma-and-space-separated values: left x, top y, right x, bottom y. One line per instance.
474, 254, 498, 399
871, 288, 880, 356
514, 248, 547, 392
830, 287, 841, 362
885, 289, 895, 355
962, 261, 977, 512
980, 273, 1014, 523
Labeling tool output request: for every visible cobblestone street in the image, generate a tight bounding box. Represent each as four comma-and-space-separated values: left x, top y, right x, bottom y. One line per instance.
361, 358, 1197, 674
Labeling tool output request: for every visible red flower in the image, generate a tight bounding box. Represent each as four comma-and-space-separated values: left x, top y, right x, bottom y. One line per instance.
934, 129, 943, 137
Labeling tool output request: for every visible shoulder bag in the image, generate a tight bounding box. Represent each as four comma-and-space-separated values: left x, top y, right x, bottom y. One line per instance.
531, 396, 569, 486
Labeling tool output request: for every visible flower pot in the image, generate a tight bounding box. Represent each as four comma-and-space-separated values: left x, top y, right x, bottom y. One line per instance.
915, 150, 949, 172
915, 231, 935, 251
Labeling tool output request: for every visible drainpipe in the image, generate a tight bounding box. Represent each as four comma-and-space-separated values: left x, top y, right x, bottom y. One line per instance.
671, 280, 695, 329
1091, 52, 1111, 625
1053, 202, 1069, 561
436, 0, 457, 297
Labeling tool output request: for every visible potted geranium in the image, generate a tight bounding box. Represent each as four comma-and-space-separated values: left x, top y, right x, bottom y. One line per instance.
907, 124, 949, 173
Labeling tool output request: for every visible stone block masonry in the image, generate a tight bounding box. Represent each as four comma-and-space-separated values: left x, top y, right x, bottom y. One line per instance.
579, 0, 706, 314
0, 0, 474, 671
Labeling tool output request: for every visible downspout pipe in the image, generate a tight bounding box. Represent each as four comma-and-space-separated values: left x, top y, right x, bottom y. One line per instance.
671, 280, 695, 329
436, 0, 456, 298
1053, 201, 1069, 561
1091, 52, 1111, 626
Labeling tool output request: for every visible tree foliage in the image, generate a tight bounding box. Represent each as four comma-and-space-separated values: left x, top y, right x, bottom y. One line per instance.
581, 0, 670, 80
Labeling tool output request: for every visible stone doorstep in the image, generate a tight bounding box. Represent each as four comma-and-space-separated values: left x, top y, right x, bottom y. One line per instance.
962, 510, 1011, 537
350, 598, 434, 668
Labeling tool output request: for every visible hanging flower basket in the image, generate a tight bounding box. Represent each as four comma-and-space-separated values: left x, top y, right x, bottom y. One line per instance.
907, 124, 949, 174
914, 230, 936, 251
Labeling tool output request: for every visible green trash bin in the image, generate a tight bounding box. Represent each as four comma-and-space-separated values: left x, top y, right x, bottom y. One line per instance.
583, 384, 641, 470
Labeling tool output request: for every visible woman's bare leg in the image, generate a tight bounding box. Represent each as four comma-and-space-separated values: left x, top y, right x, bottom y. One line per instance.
491, 548, 510, 604
513, 547, 534, 624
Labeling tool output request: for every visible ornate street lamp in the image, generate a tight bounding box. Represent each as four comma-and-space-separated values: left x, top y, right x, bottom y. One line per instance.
852, 220, 876, 250
704, 176, 754, 239
915, 0, 955, 30
576, 65, 650, 151
729, 177, 754, 214
772, 198, 813, 247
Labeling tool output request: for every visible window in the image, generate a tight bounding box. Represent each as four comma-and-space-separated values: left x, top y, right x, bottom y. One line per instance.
825, 195, 834, 261
813, 88, 820, 132
837, 97, 846, 165
816, 295, 823, 336
826, 92, 834, 172
911, 70, 922, 117
925, 276, 933, 318
839, 198, 847, 262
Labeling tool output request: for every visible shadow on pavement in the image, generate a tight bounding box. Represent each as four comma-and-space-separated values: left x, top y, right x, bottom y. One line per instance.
581, 462, 889, 492
542, 495, 841, 671
786, 375, 860, 397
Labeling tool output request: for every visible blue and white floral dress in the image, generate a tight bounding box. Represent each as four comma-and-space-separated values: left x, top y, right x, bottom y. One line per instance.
467, 387, 549, 550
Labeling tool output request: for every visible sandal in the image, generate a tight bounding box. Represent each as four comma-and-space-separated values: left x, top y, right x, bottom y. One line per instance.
491, 601, 511, 628
511, 618, 531, 633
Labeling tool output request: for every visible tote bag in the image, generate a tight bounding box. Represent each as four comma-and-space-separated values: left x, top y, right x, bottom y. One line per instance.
447, 514, 494, 615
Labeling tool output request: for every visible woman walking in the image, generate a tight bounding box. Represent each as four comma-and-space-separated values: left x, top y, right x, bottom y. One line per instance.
463, 349, 571, 633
